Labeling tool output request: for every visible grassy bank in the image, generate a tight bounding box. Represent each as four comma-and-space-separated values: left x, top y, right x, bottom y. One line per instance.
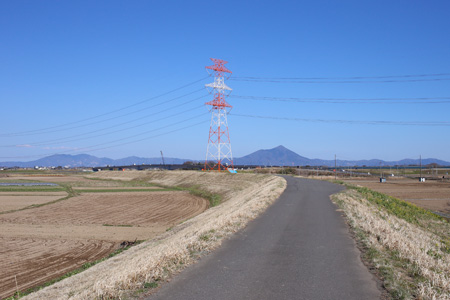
332, 184, 450, 299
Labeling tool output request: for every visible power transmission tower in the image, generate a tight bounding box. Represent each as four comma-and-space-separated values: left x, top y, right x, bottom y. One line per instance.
204, 58, 233, 171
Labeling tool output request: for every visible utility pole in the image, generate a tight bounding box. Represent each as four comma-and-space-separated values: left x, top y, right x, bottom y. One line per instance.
160, 151, 165, 168
335, 154, 337, 180
420, 154, 422, 179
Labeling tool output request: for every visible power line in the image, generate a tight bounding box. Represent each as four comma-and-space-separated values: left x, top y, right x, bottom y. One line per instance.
1, 89, 208, 137
232, 73, 450, 80
230, 73, 450, 84
0, 76, 209, 137
58, 112, 207, 153
4, 104, 206, 147
230, 95, 450, 104
230, 113, 450, 126
72, 119, 208, 156
0, 114, 209, 159
230, 77, 450, 84
1, 95, 208, 147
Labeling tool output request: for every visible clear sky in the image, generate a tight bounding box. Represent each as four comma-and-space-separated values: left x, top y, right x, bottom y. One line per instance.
1, 0, 450, 162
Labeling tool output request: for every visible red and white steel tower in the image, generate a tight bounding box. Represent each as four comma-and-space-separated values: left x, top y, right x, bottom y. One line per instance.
204, 58, 233, 171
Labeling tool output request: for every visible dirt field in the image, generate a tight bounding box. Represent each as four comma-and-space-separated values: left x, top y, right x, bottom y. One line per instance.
0, 193, 67, 212
0, 237, 116, 298
341, 177, 450, 215
0, 191, 208, 226
0, 173, 208, 299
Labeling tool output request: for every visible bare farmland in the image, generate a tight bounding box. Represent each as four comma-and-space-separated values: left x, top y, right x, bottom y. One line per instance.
341, 177, 450, 216
0, 193, 67, 212
0, 173, 208, 299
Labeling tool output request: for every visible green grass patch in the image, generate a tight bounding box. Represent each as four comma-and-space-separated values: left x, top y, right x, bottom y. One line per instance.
185, 186, 221, 207
0, 186, 65, 192
75, 188, 173, 193
5, 241, 143, 300
83, 177, 160, 187
144, 281, 158, 289
160, 184, 222, 207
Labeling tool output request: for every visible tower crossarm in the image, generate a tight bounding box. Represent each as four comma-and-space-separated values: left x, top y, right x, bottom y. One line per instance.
205, 58, 232, 77
205, 77, 232, 92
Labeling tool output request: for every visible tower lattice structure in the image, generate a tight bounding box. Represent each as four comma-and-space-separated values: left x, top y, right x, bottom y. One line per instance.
204, 58, 233, 171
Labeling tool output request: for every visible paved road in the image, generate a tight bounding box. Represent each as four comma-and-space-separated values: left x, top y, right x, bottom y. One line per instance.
148, 176, 381, 300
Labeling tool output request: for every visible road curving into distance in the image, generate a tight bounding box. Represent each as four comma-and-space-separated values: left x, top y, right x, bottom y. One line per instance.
148, 176, 381, 300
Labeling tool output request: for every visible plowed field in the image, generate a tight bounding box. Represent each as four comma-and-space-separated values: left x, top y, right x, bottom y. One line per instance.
0, 191, 208, 226
0, 193, 67, 212
0, 174, 208, 299
0, 237, 116, 298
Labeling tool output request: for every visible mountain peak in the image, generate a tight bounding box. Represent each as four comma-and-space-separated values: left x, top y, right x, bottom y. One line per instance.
234, 145, 308, 166
273, 145, 288, 150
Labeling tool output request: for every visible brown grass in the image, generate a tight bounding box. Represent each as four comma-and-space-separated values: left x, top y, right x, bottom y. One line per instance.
332, 189, 450, 299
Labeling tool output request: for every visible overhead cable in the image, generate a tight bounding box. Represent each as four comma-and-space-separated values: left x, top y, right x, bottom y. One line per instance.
1, 89, 208, 137
1, 96, 208, 147
230, 73, 450, 84
0, 76, 209, 137
230, 78, 450, 84
0, 114, 209, 159
230, 95, 450, 104
21, 105, 205, 147
232, 73, 450, 80
230, 113, 450, 126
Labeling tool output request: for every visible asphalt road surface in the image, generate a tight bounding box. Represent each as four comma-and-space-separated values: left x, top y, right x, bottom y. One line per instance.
148, 176, 381, 300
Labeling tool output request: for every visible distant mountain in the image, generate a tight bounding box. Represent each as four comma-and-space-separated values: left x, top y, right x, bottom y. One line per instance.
0, 154, 113, 168
1, 146, 449, 168
112, 156, 187, 166
234, 145, 450, 167
234, 145, 310, 166
0, 154, 187, 168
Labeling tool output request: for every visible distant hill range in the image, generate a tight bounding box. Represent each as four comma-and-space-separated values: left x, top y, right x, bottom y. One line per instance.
0, 154, 187, 168
1, 146, 449, 168
234, 146, 450, 167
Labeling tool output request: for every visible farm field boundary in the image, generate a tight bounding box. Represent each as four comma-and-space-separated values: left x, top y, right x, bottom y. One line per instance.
20, 171, 286, 300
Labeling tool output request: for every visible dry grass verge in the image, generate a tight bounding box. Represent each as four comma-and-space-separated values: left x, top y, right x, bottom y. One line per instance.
21, 171, 286, 299
332, 186, 450, 300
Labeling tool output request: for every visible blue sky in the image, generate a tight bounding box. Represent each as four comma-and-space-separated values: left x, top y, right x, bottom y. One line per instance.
1, 0, 450, 162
